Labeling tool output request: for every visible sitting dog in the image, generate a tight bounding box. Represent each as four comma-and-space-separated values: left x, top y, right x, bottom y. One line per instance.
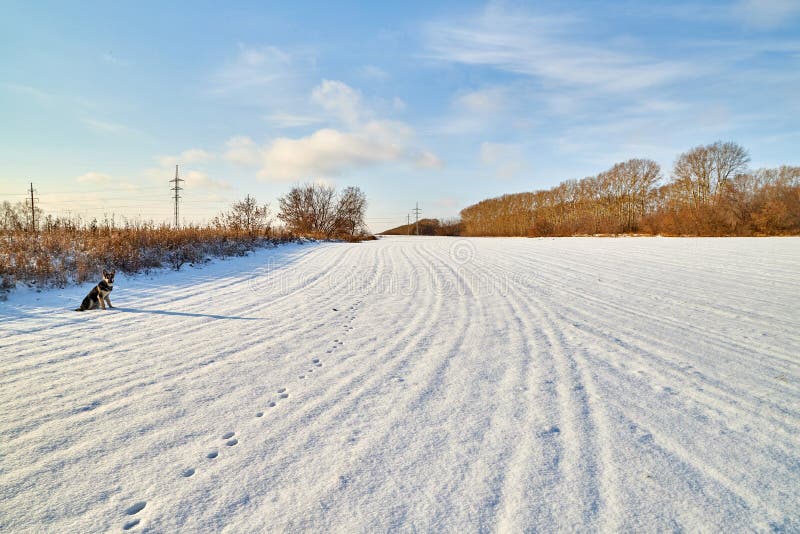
75, 269, 115, 311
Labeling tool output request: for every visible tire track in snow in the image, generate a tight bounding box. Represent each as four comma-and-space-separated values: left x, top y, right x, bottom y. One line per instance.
483, 249, 618, 532
487, 239, 795, 529
137, 241, 449, 530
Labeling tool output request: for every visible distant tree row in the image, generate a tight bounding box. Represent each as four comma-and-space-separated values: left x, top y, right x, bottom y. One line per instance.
381, 218, 463, 236
460, 142, 800, 236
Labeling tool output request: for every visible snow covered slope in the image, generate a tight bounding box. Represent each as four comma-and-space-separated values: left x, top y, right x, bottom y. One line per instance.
1, 237, 798, 532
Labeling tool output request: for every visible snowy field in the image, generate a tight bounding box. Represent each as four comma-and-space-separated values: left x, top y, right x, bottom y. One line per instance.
1, 236, 798, 533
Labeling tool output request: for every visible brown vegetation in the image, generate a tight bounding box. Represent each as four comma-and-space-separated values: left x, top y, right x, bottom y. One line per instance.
1, 186, 370, 293
381, 218, 463, 236
460, 142, 800, 237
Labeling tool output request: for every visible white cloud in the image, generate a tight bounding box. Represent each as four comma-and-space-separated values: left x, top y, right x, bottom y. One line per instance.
425, 6, 692, 92
183, 170, 233, 191
259, 120, 413, 181
223, 80, 440, 181
264, 112, 322, 128
454, 86, 509, 114
734, 0, 800, 29
224, 136, 261, 166
311, 79, 366, 125
416, 150, 444, 169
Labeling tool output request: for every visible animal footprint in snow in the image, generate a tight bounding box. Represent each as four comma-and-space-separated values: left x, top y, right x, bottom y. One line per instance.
226, 438, 238, 446
222, 431, 235, 440
181, 468, 195, 478
256, 411, 264, 417
123, 501, 146, 530
269, 401, 276, 408
299, 375, 305, 379
279, 393, 289, 399
207, 451, 218, 459
312, 358, 320, 364
125, 502, 146, 515
277, 388, 286, 393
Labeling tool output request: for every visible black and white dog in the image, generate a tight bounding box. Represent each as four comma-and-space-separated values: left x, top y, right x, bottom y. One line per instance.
75, 269, 115, 311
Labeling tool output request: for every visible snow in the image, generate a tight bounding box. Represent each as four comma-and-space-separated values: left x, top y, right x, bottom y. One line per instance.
1, 236, 798, 532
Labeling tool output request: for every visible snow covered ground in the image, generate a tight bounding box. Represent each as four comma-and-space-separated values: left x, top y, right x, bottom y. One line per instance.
1, 236, 798, 533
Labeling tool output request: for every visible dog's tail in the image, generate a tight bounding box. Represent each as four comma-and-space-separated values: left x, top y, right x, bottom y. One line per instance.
75, 307, 84, 312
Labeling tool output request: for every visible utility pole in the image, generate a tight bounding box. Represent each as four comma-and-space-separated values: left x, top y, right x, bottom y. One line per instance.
245, 194, 252, 234
412, 202, 421, 236
27, 182, 38, 233
169, 165, 184, 228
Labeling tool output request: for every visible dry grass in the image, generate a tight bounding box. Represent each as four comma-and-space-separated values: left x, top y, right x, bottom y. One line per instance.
0, 223, 299, 293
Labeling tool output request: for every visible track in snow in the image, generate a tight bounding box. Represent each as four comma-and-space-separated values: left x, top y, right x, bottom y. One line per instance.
0, 237, 798, 532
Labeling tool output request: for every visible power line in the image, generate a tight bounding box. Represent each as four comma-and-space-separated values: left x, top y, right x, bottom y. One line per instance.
169, 164, 184, 228
27, 182, 38, 232
412, 201, 422, 236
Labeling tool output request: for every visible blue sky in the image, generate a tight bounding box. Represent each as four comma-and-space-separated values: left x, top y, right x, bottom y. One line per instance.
1, 1, 799, 230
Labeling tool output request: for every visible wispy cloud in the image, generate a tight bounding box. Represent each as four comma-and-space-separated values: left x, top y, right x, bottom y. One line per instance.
454, 86, 509, 114
210, 43, 317, 98
263, 112, 322, 128
480, 142, 526, 179
101, 51, 128, 66
424, 6, 692, 92
357, 65, 390, 81
82, 117, 136, 135
211, 45, 293, 93
157, 148, 214, 167
416, 150, 444, 169
76, 172, 113, 185
0, 82, 54, 102
734, 0, 800, 30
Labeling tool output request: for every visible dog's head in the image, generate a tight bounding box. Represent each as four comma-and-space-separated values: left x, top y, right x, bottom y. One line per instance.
103, 269, 116, 284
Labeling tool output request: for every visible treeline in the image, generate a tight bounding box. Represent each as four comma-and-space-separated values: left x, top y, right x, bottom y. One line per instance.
381, 218, 463, 236
460, 142, 800, 237
0, 183, 368, 292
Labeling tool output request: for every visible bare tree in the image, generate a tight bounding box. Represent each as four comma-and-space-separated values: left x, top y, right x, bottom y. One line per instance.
278, 183, 367, 238
334, 186, 367, 237
215, 195, 270, 239
673, 141, 749, 208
